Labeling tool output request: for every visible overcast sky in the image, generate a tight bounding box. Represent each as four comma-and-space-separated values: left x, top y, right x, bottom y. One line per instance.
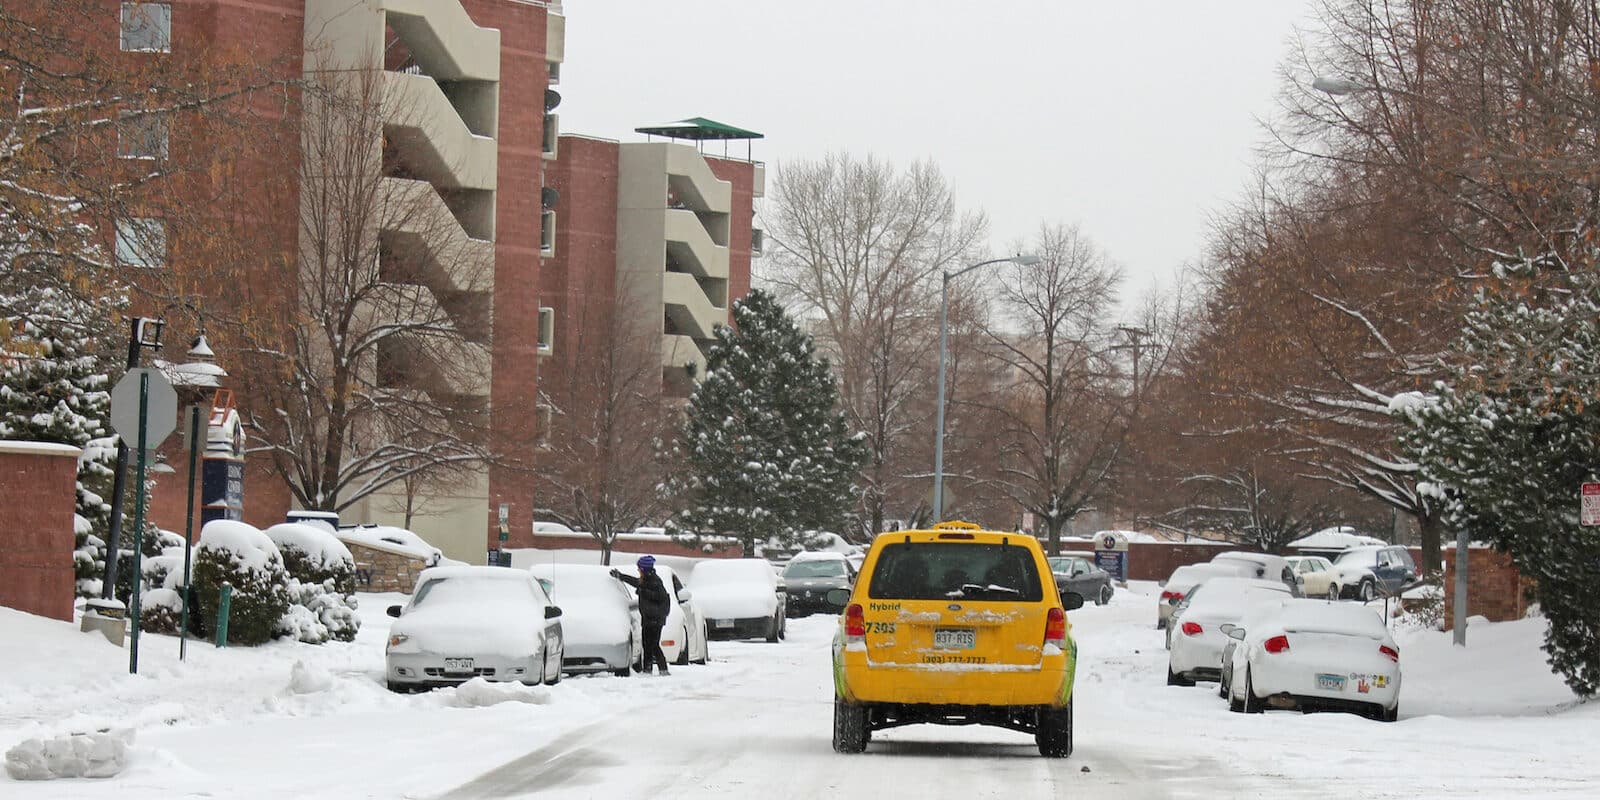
557, 1, 1318, 313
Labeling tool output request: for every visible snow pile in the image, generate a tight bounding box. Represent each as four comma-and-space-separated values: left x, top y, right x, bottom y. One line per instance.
286, 660, 333, 695
1287, 526, 1388, 551
339, 525, 445, 566
450, 677, 550, 708
4, 728, 134, 780
199, 520, 283, 573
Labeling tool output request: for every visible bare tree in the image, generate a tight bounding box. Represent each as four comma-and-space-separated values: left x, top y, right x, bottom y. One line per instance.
239, 60, 494, 514
970, 224, 1128, 554
762, 153, 987, 538
534, 281, 672, 565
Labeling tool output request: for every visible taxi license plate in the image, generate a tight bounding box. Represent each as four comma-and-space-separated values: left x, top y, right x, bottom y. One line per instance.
444, 657, 475, 673
1316, 673, 1346, 691
714, 618, 735, 628
934, 628, 976, 649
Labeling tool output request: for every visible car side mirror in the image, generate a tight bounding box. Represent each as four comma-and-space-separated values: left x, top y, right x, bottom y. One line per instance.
386, 605, 403, 618
774, 585, 787, 594
1060, 591, 1085, 611
825, 588, 851, 607
545, 605, 562, 619
1226, 627, 1246, 641
677, 589, 692, 603
1219, 623, 1237, 636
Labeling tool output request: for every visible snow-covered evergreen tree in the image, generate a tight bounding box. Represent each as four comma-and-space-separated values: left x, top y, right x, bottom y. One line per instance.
664, 290, 867, 554
1398, 255, 1600, 696
1, 282, 123, 598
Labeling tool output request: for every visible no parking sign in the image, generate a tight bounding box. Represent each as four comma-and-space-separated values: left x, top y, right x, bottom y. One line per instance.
1582, 483, 1600, 527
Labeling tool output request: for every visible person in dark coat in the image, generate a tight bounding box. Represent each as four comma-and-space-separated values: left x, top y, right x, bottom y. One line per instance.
612, 555, 673, 675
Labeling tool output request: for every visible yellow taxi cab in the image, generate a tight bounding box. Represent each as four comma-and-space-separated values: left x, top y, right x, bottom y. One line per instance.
828, 522, 1083, 757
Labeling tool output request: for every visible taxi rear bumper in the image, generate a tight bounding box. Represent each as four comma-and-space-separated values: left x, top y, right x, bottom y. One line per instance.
836, 648, 1072, 708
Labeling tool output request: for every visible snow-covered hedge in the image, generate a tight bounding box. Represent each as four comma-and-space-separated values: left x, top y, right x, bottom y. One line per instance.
265, 523, 360, 643
191, 520, 291, 646
138, 587, 183, 634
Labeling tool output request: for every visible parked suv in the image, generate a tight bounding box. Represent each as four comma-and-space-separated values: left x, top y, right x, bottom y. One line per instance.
1330, 545, 1418, 601
829, 522, 1083, 757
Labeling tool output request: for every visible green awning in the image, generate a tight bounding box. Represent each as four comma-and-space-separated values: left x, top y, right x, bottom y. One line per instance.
634, 117, 764, 141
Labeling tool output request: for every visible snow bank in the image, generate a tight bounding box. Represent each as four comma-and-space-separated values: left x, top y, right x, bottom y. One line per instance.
4, 729, 133, 780
450, 677, 551, 708
339, 525, 443, 565
286, 660, 333, 695
1288, 526, 1388, 551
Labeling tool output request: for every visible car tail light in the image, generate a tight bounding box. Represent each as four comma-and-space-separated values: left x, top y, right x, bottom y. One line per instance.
1180, 621, 1203, 637
1380, 644, 1399, 663
1160, 590, 1184, 602
1045, 607, 1067, 648
1263, 635, 1290, 654
844, 603, 865, 642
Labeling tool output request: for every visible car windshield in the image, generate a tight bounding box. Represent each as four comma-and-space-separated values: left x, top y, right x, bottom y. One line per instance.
784, 559, 846, 578
412, 576, 536, 608
868, 542, 1043, 602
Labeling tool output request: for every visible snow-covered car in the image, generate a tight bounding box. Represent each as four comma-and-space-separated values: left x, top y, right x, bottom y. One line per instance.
1328, 545, 1418, 602
620, 563, 709, 665
529, 563, 642, 676
1166, 577, 1293, 685
1157, 562, 1254, 629
1210, 552, 1302, 596
384, 566, 564, 691
1221, 598, 1401, 721
781, 551, 857, 616
690, 558, 788, 641
1048, 555, 1114, 606
1286, 555, 1337, 598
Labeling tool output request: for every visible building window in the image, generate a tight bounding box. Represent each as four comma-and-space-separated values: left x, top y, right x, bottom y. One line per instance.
540, 210, 556, 256
115, 218, 166, 268
117, 114, 168, 159
537, 307, 554, 355
547, 61, 561, 85
120, 3, 171, 53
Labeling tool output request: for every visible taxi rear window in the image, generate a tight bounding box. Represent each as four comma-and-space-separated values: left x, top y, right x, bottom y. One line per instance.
868, 543, 1043, 602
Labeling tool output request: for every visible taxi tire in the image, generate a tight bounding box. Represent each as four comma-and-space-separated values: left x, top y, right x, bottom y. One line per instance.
832, 699, 869, 753
1035, 700, 1073, 758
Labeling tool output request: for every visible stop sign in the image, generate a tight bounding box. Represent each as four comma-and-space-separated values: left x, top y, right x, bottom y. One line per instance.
110, 367, 178, 449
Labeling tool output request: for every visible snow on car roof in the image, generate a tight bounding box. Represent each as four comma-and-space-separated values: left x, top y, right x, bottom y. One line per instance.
788, 551, 847, 563
1270, 598, 1389, 637
528, 563, 628, 596
417, 565, 530, 584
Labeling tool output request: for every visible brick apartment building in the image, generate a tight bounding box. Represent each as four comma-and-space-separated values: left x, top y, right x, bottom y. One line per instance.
88, 1, 760, 562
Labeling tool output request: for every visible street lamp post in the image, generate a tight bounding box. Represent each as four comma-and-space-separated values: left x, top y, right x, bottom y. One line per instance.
933, 254, 1039, 522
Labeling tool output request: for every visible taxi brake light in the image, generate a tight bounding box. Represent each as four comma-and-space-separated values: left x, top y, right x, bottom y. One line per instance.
936, 532, 975, 540
845, 603, 866, 641
1045, 607, 1066, 647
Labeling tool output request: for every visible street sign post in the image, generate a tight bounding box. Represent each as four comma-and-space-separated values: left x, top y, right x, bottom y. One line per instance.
109, 368, 177, 675
1582, 483, 1600, 527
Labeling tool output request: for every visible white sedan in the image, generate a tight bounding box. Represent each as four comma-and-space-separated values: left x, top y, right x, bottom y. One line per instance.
1167, 577, 1294, 685
384, 566, 564, 691
530, 563, 642, 677
690, 558, 787, 642
620, 563, 709, 665
1221, 598, 1401, 721
1286, 555, 1337, 598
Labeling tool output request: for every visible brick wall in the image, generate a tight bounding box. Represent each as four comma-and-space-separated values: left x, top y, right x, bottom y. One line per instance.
1051, 539, 1234, 582
0, 443, 82, 621
705, 157, 755, 306
343, 540, 430, 594
1442, 547, 1531, 626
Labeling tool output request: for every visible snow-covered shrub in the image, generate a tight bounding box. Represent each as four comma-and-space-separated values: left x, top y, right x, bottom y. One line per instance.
138, 588, 183, 634
73, 518, 105, 599
190, 520, 291, 646
265, 523, 360, 643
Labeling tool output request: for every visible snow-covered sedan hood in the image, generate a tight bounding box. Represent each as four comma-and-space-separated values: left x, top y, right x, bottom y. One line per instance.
390, 605, 545, 658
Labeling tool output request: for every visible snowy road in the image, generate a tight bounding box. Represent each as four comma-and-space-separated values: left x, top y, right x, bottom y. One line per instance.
4, 583, 1597, 799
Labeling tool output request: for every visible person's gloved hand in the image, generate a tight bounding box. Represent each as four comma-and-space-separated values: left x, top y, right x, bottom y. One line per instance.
609, 568, 622, 579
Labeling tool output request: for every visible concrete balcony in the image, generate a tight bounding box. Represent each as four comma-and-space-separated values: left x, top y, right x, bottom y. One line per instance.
662, 272, 728, 341
381, 0, 501, 82
660, 145, 732, 215
664, 209, 729, 279
377, 178, 494, 341
365, 286, 492, 399
383, 71, 497, 192
546, 11, 565, 71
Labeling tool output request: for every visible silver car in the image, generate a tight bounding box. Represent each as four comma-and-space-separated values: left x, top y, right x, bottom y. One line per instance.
385, 566, 564, 691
